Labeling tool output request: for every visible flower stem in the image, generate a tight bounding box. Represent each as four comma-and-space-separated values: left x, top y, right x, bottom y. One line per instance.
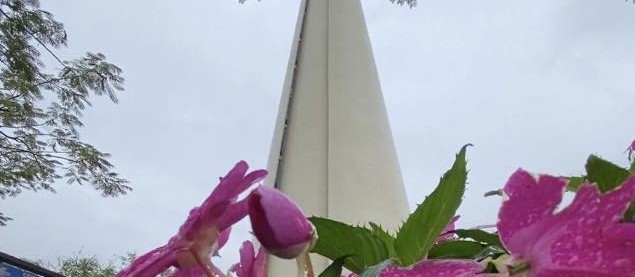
191, 248, 225, 277
296, 255, 307, 277
304, 251, 315, 277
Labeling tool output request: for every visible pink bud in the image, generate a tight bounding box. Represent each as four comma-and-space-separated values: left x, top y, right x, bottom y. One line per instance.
248, 186, 315, 259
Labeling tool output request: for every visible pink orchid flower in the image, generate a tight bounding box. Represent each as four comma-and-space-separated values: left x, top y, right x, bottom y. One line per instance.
229, 241, 267, 277
248, 186, 315, 259
497, 169, 635, 276
116, 161, 267, 277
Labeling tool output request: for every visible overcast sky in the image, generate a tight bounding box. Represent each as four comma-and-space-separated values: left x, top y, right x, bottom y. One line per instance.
2, 0, 635, 272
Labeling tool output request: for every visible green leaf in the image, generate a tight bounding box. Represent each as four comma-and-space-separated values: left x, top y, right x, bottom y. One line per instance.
472, 246, 507, 261
454, 229, 503, 248
394, 145, 470, 266
309, 217, 389, 273
318, 255, 351, 277
565, 176, 586, 191
359, 260, 393, 277
368, 222, 397, 258
585, 155, 630, 193
427, 241, 485, 259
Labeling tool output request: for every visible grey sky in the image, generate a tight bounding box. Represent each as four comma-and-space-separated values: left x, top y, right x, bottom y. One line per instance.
2, 0, 635, 272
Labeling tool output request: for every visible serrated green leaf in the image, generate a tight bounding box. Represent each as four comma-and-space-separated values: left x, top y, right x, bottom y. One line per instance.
454, 229, 502, 248
359, 260, 393, 277
309, 217, 389, 273
318, 255, 351, 277
394, 145, 470, 266
368, 222, 396, 258
427, 240, 485, 259
586, 155, 630, 193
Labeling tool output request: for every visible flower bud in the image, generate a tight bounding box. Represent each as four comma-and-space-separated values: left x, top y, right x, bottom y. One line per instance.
248, 186, 315, 259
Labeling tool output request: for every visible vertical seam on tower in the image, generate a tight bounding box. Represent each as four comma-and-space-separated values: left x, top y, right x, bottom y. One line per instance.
325, 0, 331, 219
273, 0, 309, 190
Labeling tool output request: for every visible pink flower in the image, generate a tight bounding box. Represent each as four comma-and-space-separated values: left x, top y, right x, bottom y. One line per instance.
230, 241, 267, 277
436, 215, 460, 244
248, 186, 315, 259
497, 169, 635, 276
629, 140, 635, 160
380, 259, 483, 277
116, 161, 267, 277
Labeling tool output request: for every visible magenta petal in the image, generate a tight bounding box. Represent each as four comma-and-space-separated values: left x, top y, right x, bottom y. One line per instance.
497, 171, 635, 276
207, 161, 267, 209
381, 259, 483, 277
231, 241, 267, 277
497, 169, 566, 254
529, 178, 635, 275
117, 161, 268, 277
253, 245, 267, 277
170, 266, 206, 277
217, 197, 250, 231
115, 246, 176, 277
239, 241, 256, 276
248, 186, 314, 259
212, 227, 232, 257
180, 162, 267, 242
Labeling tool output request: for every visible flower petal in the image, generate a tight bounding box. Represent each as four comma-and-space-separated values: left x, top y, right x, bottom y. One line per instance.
217, 197, 250, 231
212, 227, 232, 257
528, 177, 635, 275
115, 246, 176, 277
231, 241, 268, 277
497, 169, 566, 254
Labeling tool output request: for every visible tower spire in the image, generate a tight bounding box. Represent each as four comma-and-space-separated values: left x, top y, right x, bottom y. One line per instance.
265, 0, 409, 273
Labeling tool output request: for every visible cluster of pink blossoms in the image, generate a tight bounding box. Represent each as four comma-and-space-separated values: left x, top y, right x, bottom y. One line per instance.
115, 161, 314, 277
117, 156, 635, 277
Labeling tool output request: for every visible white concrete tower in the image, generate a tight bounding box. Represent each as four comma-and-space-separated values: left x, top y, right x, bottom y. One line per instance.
265, 0, 410, 274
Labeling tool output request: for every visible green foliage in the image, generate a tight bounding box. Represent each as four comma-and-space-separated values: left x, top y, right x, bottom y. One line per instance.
368, 222, 396, 258
57, 255, 117, 277
565, 176, 586, 191
454, 229, 503, 248
585, 155, 631, 193
393, 145, 470, 266
318, 255, 351, 277
0, 0, 129, 225
427, 240, 485, 259
429, 228, 505, 260
358, 260, 393, 277
309, 217, 389, 274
